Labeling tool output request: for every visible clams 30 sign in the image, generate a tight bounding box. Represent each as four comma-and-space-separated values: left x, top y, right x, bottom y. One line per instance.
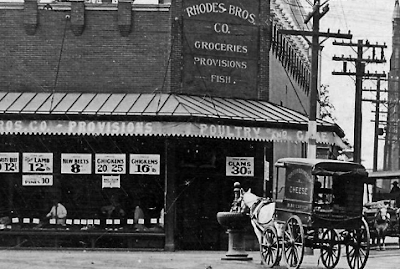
226, 157, 254, 176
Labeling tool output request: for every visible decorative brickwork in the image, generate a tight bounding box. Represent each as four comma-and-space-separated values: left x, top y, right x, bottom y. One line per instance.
70, 0, 85, 36
0, 4, 171, 93
118, 0, 132, 37
23, 0, 38, 36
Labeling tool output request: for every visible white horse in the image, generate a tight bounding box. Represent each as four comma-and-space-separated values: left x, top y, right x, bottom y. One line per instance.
239, 188, 276, 245
374, 205, 391, 250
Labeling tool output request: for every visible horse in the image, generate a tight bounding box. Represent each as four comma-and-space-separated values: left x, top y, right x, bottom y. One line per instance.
238, 188, 276, 246
374, 205, 391, 250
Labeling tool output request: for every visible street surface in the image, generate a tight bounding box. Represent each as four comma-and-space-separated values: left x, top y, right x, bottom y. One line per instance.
0, 245, 399, 269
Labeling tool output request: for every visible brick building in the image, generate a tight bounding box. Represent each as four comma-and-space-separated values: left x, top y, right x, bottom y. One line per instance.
0, 0, 345, 250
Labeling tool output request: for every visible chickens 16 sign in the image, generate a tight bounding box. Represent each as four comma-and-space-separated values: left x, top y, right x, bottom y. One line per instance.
226, 157, 254, 176
129, 154, 160, 175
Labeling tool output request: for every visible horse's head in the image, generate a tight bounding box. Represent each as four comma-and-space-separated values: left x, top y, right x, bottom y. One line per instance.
231, 188, 251, 213
376, 205, 390, 222
237, 188, 260, 211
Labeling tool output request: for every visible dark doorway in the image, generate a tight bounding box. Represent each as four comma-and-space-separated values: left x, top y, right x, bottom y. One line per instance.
176, 171, 229, 250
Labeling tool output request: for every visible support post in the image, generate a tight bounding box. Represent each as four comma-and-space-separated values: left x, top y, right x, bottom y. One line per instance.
164, 138, 176, 251
354, 40, 364, 164
373, 78, 381, 171
308, 0, 320, 159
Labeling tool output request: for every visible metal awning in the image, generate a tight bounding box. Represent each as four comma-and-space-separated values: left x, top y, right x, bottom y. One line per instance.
0, 92, 345, 146
0, 92, 336, 125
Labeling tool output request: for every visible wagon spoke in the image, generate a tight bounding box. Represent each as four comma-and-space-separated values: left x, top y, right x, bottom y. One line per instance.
268, 251, 275, 263
356, 255, 361, 269
290, 247, 299, 266
359, 247, 367, 257
328, 256, 334, 266
350, 256, 356, 269
348, 247, 355, 256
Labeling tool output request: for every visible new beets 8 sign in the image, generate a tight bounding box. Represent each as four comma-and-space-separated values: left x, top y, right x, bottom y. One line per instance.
182, 0, 260, 97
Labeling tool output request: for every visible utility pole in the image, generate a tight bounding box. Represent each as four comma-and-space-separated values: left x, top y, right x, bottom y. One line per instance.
279, 0, 352, 158
373, 78, 381, 171
362, 78, 387, 171
332, 40, 387, 164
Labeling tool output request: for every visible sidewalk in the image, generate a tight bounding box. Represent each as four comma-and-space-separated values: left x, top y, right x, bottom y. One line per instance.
0, 237, 397, 269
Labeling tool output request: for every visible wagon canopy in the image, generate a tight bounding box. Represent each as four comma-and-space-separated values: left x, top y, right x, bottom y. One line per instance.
275, 158, 368, 177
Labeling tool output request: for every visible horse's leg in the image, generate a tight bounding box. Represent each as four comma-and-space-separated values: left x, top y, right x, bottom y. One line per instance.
251, 221, 263, 265
251, 221, 262, 246
382, 224, 388, 251
376, 229, 382, 250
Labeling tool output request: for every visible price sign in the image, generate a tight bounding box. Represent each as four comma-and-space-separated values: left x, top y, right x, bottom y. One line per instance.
61, 154, 92, 174
22, 175, 53, 186
22, 153, 53, 173
226, 157, 254, 177
102, 175, 120, 188
95, 154, 126, 174
129, 154, 160, 175
0, 152, 19, 173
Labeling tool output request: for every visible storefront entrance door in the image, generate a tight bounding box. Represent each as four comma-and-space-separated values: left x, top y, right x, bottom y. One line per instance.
176, 173, 227, 250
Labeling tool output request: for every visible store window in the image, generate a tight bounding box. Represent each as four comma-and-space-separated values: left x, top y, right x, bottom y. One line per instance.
0, 135, 165, 233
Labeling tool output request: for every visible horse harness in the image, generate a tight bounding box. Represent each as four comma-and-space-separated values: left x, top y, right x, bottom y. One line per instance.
250, 197, 273, 232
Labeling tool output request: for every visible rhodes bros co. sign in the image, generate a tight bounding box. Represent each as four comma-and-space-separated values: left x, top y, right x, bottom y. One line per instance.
182, 0, 260, 97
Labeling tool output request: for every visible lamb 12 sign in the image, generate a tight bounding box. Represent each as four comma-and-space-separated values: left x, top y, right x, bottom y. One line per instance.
182, 0, 259, 98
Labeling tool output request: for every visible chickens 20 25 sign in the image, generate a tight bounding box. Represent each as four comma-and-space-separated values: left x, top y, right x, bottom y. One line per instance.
182, 0, 260, 97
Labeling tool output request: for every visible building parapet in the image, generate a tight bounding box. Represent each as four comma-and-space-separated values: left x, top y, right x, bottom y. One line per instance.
0, 1, 171, 11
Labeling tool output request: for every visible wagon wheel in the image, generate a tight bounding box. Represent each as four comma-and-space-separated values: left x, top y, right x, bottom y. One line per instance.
260, 225, 281, 268
320, 228, 341, 269
345, 218, 370, 269
282, 215, 304, 269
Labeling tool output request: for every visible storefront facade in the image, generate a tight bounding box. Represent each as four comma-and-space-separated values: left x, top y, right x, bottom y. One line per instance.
0, 0, 344, 250
0, 92, 344, 250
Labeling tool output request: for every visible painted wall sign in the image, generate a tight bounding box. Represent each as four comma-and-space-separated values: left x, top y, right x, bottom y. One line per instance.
95, 154, 126, 174
182, 0, 260, 96
22, 174, 53, 186
102, 175, 121, 188
0, 152, 19, 173
129, 154, 160, 175
226, 156, 254, 176
284, 165, 313, 203
0, 119, 343, 146
61, 154, 92, 174
22, 153, 53, 173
